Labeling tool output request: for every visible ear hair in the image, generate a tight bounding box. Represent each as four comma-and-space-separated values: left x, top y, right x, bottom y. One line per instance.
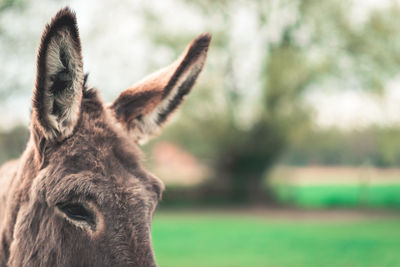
110, 33, 211, 144
32, 7, 84, 141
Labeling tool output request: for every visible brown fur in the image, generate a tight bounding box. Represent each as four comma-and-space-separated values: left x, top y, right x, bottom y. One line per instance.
110, 33, 211, 143
0, 7, 210, 267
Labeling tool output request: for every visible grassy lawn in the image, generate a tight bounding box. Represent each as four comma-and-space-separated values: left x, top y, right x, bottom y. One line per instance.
274, 185, 400, 208
152, 212, 400, 267
269, 166, 400, 208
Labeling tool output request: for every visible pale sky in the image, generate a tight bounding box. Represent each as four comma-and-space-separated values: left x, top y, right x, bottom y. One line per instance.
307, 78, 400, 129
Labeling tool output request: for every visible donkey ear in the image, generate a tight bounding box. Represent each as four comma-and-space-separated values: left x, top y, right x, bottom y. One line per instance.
31, 7, 84, 141
110, 33, 211, 144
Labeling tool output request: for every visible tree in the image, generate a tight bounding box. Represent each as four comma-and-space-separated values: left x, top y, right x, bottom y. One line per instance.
142, 0, 400, 203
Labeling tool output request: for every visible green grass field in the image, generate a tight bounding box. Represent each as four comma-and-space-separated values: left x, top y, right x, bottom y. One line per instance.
269, 166, 400, 208
274, 185, 400, 208
152, 212, 400, 267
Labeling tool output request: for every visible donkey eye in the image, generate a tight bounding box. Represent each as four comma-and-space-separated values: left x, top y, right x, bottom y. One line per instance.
57, 203, 95, 226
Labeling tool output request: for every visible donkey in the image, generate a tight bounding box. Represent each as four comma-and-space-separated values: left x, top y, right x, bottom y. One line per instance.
0, 7, 210, 267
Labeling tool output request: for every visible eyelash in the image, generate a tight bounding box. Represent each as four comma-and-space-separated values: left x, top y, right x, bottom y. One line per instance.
57, 202, 95, 227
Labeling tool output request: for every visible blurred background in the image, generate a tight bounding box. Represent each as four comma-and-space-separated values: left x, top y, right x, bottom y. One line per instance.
1, 0, 400, 266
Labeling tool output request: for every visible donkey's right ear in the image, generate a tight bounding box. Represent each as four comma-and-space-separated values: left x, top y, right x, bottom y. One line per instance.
31, 7, 84, 142
110, 33, 211, 144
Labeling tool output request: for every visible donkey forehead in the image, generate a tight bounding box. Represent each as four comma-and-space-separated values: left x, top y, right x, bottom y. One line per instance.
40, 107, 163, 205
40, 169, 158, 209
40, 153, 162, 209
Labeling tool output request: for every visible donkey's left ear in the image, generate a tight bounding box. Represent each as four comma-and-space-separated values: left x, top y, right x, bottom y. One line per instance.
32, 7, 84, 141
110, 33, 211, 144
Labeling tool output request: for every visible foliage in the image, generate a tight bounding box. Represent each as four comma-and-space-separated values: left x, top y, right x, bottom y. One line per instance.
0, 125, 28, 164
282, 126, 400, 167
0, 0, 24, 13
145, 0, 400, 202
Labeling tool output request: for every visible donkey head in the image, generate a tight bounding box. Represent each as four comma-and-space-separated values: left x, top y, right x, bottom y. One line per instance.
7, 8, 210, 266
